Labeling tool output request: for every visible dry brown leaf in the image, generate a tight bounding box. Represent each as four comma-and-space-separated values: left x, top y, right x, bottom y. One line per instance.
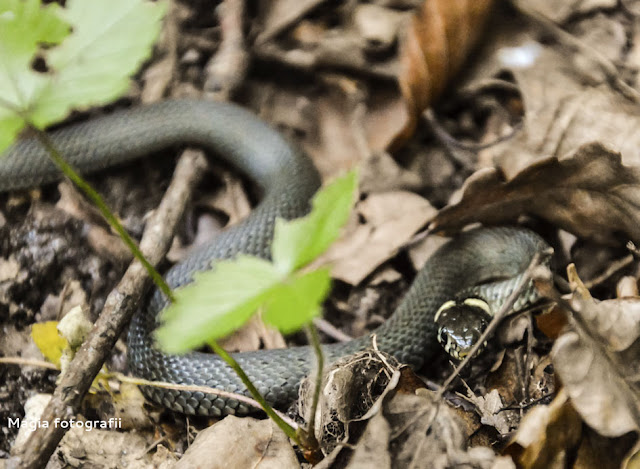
307, 350, 511, 468
391, 0, 495, 149
200, 169, 252, 226
175, 416, 298, 469
0, 257, 20, 283
467, 389, 512, 435
219, 314, 286, 353
568, 265, 640, 351
56, 427, 155, 469
507, 389, 638, 469
505, 390, 583, 469
316, 191, 436, 285
552, 266, 640, 438
431, 142, 640, 245
468, 12, 640, 177
553, 330, 640, 437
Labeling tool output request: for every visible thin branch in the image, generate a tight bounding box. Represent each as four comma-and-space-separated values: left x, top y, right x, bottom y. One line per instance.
16, 149, 207, 469
0, 357, 59, 370
313, 317, 352, 342
204, 0, 249, 100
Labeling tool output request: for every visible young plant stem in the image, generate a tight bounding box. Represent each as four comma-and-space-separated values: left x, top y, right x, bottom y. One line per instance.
207, 339, 301, 445
299, 324, 323, 449
28, 123, 175, 303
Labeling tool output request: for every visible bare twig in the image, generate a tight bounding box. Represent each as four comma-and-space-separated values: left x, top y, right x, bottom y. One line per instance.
16, 149, 207, 469
204, 0, 249, 100
255, 0, 328, 45
583, 253, 635, 290
423, 108, 523, 160
313, 317, 353, 342
0, 357, 59, 370
141, 0, 179, 103
436, 248, 553, 399
30, 124, 175, 303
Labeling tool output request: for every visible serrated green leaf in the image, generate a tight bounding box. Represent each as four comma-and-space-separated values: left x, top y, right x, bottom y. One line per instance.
0, 0, 165, 153
0, 111, 24, 153
263, 268, 331, 333
32, 0, 167, 127
156, 256, 286, 354
272, 170, 357, 273
0, 0, 69, 152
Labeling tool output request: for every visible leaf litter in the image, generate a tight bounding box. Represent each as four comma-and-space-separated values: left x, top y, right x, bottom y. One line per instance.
4, 0, 640, 467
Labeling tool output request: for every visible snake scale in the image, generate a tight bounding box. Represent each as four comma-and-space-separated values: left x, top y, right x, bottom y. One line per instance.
0, 100, 549, 417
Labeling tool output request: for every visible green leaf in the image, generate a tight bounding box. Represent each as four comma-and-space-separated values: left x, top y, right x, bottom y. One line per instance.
272, 170, 357, 273
0, 0, 69, 150
0, 0, 166, 153
32, 0, 167, 127
156, 256, 286, 354
156, 172, 357, 353
263, 268, 331, 333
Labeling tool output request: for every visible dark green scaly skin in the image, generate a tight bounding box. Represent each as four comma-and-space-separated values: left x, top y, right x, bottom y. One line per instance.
0, 100, 549, 417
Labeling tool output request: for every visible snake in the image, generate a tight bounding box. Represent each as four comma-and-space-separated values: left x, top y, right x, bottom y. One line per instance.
0, 99, 550, 417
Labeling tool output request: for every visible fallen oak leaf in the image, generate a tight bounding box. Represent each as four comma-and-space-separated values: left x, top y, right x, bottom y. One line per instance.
430, 142, 640, 245
567, 264, 640, 352
552, 266, 640, 438
553, 331, 640, 437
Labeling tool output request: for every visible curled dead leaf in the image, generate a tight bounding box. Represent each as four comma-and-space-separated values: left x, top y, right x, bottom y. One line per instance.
505, 390, 583, 468
567, 264, 640, 351
391, 0, 495, 149
175, 416, 298, 469
552, 267, 640, 438
431, 142, 640, 245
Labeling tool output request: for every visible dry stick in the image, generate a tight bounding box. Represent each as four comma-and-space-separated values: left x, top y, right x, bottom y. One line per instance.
204, 0, 249, 100
583, 253, 635, 290
435, 248, 553, 400
16, 149, 208, 469
0, 357, 58, 371
313, 317, 353, 342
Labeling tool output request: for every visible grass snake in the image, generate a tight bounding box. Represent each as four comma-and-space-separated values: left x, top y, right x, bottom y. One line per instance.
0, 100, 550, 417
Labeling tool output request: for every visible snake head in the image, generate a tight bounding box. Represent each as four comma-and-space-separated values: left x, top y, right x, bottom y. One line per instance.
434, 298, 492, 360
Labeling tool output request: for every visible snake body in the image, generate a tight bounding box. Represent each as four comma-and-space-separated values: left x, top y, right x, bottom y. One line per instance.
0, 100, 549, 417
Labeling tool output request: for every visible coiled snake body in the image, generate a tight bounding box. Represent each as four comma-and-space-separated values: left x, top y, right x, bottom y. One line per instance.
0, 100, 549, 417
